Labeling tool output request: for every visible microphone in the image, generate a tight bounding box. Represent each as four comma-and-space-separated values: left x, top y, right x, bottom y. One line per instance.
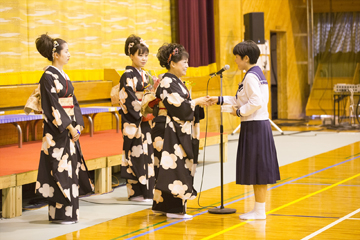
210, 65, 230, 77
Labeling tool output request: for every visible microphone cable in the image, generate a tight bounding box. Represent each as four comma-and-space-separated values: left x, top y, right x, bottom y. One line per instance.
196, 76, 217, 209
196, 69, 239, 209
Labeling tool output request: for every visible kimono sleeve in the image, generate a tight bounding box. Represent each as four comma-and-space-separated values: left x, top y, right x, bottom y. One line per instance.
73, 94, 84, 127
40, 75, 72, 133
119, 73, 142, 122
158, 77, 195, 121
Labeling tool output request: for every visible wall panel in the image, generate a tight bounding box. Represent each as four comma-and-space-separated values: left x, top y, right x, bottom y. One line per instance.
211, 0, 308, 132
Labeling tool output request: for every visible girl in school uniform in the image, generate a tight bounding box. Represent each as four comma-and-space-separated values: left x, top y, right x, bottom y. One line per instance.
210, 40, 280, 220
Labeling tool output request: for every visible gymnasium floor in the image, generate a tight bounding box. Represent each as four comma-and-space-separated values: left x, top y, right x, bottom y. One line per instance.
0, 127, 359, 240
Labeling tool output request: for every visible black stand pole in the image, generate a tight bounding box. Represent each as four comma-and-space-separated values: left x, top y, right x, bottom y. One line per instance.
208, 73, 236, 214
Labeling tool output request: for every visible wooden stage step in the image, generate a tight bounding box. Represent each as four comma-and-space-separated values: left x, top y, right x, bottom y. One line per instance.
0, 129, 225, 218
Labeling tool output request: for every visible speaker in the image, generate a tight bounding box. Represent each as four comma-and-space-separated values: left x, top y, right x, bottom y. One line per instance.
244, 12, 265, 44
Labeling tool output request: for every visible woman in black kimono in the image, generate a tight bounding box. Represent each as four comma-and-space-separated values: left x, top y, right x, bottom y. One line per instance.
119, 35, 155, 201
151, 43, 209, 219
34, 34, 94, 224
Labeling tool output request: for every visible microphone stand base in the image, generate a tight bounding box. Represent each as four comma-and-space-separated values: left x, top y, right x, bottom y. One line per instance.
208, 207, 236, 214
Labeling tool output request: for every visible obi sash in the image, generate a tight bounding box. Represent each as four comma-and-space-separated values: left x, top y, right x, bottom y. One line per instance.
59, 97, 74, 116
157, 101, 167, 116
24, 85, 42, 114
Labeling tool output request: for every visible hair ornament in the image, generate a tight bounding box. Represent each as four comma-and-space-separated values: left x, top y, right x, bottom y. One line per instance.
52, 40, 59, 58
128, 42, 134, 55
139, 39, 148, 48
167, 47, 178, 64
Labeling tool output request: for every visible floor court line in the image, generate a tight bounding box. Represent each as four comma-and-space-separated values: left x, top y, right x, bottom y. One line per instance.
300, 208, 360, 240
219, 155, 360, 208
111, 186, 261, 240
122, 191, 263, 239
113, 187, 263, 240
111, 220, 169, 240
120, 153, 360, 239
289, 182, 360, 187
114, 180, 294, 239
268, 214, 340, 219
201, 172, 360, 240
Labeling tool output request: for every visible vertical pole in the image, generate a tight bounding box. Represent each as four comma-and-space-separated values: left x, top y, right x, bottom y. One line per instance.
208, 73, 236, 214
307, 0, 314, 88
220, 73, 224, 209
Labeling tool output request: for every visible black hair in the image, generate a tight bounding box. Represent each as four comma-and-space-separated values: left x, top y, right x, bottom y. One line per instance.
232, 40, 260, 64
157, 43, 189, 70
35, 33, 66, 62
124, 34, 149, 56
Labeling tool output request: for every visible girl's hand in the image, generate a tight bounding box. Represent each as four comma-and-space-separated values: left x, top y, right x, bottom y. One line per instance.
230, 105, 238, 116
207, 96, 218, 106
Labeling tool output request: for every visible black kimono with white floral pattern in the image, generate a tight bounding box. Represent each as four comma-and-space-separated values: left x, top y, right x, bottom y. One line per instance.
151, 72, 203, 214
119, 66, 155, 199
35, 66, 94, 222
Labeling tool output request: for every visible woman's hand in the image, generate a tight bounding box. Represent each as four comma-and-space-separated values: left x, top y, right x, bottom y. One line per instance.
194, 96, 211, 107
207, 96, 218, 106
67, 124, 80, 142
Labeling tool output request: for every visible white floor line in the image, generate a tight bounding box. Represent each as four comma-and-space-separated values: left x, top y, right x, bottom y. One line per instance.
301, 208, 360, 240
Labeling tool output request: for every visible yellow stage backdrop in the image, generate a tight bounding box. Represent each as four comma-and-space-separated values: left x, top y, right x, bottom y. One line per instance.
0, 0, 313, 145
0, 0, 171, 85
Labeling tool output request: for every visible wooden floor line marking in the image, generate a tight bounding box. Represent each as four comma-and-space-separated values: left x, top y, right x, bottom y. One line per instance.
121, 155, 360, 239
110, 220, 169, 240
112, 189, 260, 240
220, 155, 360, 209
289, 182, 360, 187
268, 213, 339, 219
345, 152, 360, 159
201, 172, 360, 240
300, 208, 360, 240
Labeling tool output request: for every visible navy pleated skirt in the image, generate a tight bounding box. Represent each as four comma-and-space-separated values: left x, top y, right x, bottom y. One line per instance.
236, 120, 280, 185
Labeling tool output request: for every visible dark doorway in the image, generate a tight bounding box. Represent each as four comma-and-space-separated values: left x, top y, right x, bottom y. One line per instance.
270, 32, 278, 119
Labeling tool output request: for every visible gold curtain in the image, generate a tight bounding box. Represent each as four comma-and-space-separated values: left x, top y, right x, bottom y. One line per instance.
0, 0, 171, 85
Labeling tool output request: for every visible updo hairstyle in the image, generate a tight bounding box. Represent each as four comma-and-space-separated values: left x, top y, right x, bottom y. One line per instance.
35, 33, 66, 62
124, 34, 149, 56
157, 43, 189, 70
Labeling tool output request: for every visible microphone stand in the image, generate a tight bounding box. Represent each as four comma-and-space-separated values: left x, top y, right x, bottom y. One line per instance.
208, 73, 236, 214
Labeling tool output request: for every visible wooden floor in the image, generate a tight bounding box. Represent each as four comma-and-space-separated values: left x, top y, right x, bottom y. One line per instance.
50, 135, 360, 239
